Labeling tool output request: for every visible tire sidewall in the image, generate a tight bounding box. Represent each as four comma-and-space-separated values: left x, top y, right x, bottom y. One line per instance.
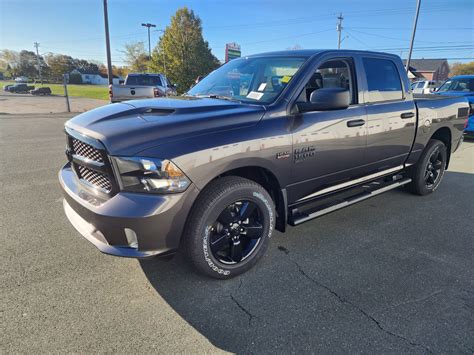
189, 182, 275, 278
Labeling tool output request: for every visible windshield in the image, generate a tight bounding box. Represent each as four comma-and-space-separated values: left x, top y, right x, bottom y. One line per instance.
126, 75, 162, 86
188, 56, 308, 104
438, 77, 474, 92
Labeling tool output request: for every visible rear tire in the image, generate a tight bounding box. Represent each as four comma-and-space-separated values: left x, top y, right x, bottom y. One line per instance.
183, 176, 275, 279
406, 139, 447, 196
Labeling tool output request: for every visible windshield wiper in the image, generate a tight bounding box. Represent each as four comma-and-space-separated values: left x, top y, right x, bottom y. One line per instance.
194, 94, 242, 103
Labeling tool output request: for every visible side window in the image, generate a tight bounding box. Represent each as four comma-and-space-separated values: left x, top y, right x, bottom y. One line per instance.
416, 82, 425, 88
298, 59, 355, 104
362, 58, 403, 102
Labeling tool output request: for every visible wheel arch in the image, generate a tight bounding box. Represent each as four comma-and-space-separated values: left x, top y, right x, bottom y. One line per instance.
430, 126, 452, 168
200, 165, 288, 233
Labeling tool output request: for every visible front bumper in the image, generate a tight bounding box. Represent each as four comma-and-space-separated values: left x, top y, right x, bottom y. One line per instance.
59, 163, 199, 258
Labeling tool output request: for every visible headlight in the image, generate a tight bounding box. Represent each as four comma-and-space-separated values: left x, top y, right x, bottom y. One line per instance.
112, 157, 190, 193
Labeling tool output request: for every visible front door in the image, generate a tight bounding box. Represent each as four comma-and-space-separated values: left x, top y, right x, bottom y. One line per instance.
287, 58, 368, 203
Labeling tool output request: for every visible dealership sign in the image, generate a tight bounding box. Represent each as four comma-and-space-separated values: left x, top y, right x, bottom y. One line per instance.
225, 43, 241, 62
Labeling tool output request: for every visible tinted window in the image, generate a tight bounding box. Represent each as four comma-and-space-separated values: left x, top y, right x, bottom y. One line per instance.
298, 59, 355, 104
416, 82, 425, 88
438, 77, 474, 92
126, 75, 162, 86
362, 58, 403, 102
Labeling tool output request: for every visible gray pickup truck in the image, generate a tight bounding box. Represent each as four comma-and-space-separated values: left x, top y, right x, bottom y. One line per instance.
109, 73, 175, 103
59, 50, 469, 279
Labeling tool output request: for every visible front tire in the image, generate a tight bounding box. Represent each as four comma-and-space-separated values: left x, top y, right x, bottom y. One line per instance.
406, 139, 447, 195
183, 176, 276, 279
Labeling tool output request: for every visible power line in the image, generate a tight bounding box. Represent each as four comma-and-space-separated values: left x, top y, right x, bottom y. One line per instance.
239, 29, 333, 47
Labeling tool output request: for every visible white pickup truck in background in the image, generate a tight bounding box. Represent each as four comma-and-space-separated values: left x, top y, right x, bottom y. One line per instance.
109, 73, 176, 103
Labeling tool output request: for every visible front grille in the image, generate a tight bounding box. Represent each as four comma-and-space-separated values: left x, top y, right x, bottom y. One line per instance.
66, 131, 116, 194
72, 138, 104, 163
77, 166, 112, 192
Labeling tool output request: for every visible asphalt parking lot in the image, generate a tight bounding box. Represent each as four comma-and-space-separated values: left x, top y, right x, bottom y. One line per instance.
1, 113, 473, 353
0, 92, 106, 114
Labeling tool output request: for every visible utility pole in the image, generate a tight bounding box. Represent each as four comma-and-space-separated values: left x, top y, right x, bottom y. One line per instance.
103, 0, 113, 86
34, 42, 43, 84
141, 23, 156, 59
406, 0, 421, 73
337, 13, 344, 49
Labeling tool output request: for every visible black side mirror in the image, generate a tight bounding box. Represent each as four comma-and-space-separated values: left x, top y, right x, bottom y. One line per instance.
297, 88, 350, 112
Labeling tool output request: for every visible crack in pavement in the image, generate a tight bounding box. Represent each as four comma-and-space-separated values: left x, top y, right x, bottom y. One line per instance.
229, 277, 256, 326
230, 294, 255, 326
278, 245, 433, 354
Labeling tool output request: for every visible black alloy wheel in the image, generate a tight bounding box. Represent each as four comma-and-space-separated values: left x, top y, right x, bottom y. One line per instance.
209, 200, 263, 264
406, 139, 447, 196
424, 147, 443, 189
184, 176, 275, 279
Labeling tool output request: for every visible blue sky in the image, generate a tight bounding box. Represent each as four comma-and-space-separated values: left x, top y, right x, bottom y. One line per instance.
1, 0, 473, 66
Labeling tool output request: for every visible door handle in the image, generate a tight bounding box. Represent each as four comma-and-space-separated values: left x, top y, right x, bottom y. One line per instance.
400, 112, 415, 119
347, 119, 366, 127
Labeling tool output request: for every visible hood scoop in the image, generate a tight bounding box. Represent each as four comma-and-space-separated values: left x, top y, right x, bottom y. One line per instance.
140, 108, 175, 116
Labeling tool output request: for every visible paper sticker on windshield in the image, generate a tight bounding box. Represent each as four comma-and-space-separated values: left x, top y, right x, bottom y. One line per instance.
281, 76, 292, 84
247, 91, 264, 100
258, 83, 267, 92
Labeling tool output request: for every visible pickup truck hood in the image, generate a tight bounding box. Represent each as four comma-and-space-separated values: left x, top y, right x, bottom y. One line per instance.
65, 97, 265, 156
434, 91, 474, 101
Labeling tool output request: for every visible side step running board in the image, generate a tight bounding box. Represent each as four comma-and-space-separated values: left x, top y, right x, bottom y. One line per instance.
289, 177, 412, 226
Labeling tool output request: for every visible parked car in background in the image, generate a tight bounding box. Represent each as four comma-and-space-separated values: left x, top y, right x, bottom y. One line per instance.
14, 76, 28, 83
109, 73, 177, 103
434, 75, 474, 136
59, 49, 469, 279
8, 83, 35, 93
3, 84, 13, 92
30, 87, 52, 96
412, 80, 440, 94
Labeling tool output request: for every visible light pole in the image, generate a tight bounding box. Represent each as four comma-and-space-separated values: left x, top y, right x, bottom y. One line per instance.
141, 23, 156, 59
406, 0, 421, 73
103, 0, 113, 86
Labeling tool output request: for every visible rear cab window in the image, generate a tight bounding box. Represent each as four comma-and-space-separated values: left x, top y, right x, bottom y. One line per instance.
126, 75, 162, 86
362, 57, 403, 103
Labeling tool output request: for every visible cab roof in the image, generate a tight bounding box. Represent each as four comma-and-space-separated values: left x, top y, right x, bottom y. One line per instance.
246, 49, 399, 59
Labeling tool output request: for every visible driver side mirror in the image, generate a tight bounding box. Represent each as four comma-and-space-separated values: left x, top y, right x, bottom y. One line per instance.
297, 88, 350, 113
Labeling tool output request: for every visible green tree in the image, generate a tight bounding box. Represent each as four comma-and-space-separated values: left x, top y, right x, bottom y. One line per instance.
450, 62, 474, 76
45, 54, 75, 81
121, 42, 149, 73
17, 50, 41, 78
0, 50, 20, 77
150, 7, 220, 92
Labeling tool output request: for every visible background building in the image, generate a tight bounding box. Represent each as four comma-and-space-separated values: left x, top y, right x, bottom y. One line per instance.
403, 59, 450, 82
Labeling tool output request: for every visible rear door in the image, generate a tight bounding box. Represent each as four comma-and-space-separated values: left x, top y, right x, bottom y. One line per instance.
360, 56, 416, 172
